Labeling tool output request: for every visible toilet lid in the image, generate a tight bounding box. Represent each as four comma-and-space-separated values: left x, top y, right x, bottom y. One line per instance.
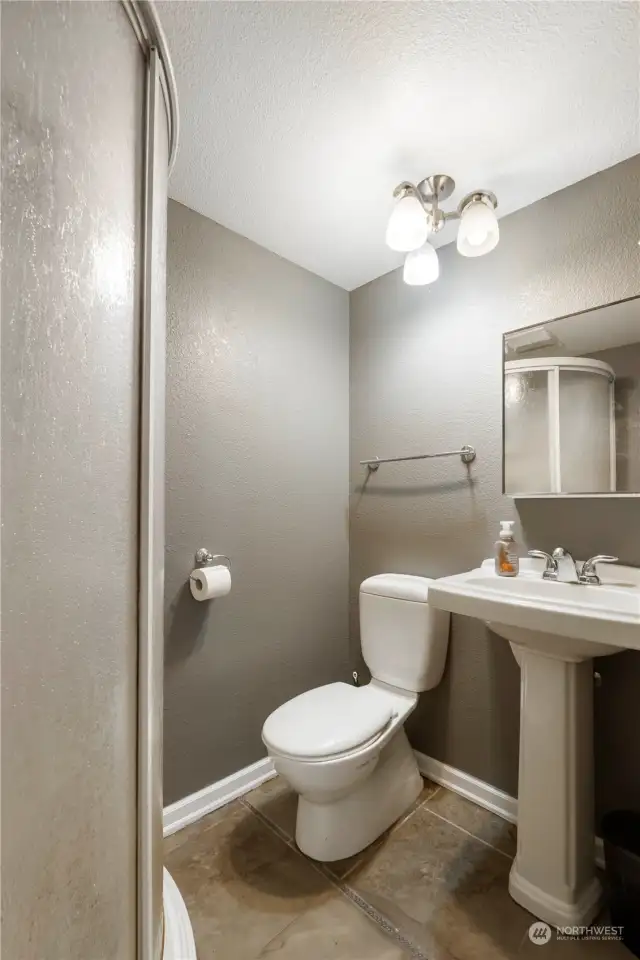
262, 682, 393, 760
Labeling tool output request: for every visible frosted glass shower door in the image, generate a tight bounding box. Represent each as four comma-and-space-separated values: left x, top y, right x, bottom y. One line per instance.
2, 3, 176, 959
504, 358, 615, 494
504, 370, 552, 492
559, 369, 615, 493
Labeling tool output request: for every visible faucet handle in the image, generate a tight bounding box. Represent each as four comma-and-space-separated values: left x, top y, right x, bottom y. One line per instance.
579, 555, 619, 585
528, 550, 557, 579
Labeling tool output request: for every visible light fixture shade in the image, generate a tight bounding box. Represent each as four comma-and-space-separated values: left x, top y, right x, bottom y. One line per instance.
403, 241, 439, 285
457, 198, 499, 257
386, 193, 429, 252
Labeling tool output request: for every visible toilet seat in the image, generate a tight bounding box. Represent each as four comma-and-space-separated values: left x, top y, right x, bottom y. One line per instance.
262, 682, 394, 761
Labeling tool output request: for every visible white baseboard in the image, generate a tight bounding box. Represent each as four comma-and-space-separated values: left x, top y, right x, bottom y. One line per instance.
415, 750, 605, 869
415, 751, 518, 823
163, 749, 608, 872
163, 756, 276, 837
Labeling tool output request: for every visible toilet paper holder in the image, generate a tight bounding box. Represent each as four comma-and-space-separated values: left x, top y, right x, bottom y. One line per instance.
193, 548, 231, 574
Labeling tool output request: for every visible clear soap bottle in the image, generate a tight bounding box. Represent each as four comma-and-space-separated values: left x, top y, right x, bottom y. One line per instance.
495, 520, 519, 577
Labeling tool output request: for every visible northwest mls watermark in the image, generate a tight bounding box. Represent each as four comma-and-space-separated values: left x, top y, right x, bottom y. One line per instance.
528, 922, 624, 945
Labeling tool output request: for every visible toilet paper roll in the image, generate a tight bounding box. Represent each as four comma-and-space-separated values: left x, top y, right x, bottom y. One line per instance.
189, 565, 231, 601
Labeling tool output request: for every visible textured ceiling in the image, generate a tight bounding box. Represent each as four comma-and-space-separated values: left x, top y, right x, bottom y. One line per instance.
159, 1, 640, 291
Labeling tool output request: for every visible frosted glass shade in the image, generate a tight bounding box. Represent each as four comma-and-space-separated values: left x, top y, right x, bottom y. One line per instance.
403, 242, 439, 285
457, 199, 499, 257
386, 193, 429, 252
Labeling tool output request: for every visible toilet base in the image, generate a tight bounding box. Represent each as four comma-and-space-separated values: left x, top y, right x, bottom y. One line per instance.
295, 728, 422, 862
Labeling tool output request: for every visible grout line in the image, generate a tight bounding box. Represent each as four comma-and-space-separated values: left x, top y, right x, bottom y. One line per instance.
339, 856, 370, 884
239, 779, 511, 954
420, 804, 514, 861
392, 783, 442, 832
239, 796, 298, 851
417, 783, 442, 809
331, 885, 429, 960
240, 798, 428, 959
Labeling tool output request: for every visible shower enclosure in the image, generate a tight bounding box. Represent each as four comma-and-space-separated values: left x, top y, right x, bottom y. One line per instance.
504, 357, 616, 495
1, 2, 186, 957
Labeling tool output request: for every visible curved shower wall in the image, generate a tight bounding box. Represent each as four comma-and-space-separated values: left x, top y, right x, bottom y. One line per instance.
1, 3, 176, 957
504, 357, 616, 495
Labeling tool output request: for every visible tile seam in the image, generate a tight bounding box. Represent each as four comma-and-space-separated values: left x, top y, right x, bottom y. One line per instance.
242, 800, 428, 959
420, 805, 514, 861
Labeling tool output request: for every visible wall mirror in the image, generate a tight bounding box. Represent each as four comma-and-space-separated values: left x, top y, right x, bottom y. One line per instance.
503, 295, 640, 497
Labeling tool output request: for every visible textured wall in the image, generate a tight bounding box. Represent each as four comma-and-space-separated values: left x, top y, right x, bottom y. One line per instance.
164, 201, 350, 804
350, 156, 640, 817
1, 2, 143, 955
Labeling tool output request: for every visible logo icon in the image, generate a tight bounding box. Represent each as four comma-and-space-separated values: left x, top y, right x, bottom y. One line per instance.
529, 922, 552, 945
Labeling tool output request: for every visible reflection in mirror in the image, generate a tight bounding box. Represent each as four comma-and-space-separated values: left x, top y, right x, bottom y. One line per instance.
503, 296, 640, 496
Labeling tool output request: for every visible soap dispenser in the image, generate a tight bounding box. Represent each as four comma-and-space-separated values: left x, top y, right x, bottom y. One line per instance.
495, 520, 519, 577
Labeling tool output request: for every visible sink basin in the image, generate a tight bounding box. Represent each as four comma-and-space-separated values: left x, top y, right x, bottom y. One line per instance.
429, 558, 639, 657
429, 557, 640, 930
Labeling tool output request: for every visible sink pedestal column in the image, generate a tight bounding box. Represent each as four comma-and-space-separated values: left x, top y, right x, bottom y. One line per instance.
509, 647, 602, 927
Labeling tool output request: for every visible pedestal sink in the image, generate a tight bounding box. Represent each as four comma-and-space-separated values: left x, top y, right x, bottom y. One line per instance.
428, 558, 640, 928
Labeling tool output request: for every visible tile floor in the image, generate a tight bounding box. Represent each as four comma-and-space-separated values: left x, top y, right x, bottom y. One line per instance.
165, 776, 630, 959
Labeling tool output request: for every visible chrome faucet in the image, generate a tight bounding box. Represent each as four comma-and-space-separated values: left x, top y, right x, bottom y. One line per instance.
528, 548, 619, 585
579, 555, 619, 585
528, 546, 580, 583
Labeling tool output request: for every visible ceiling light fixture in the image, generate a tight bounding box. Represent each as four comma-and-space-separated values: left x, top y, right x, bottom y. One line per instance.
403, 241, 439, 286
386, 174, 499, 284
385, 190, 429, 252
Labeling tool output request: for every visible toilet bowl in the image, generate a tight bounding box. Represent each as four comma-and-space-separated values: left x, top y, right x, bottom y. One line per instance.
262, 573, 450, 862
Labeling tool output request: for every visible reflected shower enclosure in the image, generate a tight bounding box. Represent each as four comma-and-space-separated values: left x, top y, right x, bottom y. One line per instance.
502, 296, 640, 497
505, 358, 615, 495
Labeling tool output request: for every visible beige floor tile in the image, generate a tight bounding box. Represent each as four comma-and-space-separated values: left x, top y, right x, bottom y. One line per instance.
244, 776, 298, 841
163, 802, 237, 856
257, 893, 413, 959
343, 804, 629, 960
244, 775, 440, 881
165, 799, 335, 960
323, 778, 441, 882
422, 786, 518, 857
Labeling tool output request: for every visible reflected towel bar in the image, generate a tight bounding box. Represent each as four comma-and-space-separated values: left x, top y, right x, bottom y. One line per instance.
360, 445, 476, 471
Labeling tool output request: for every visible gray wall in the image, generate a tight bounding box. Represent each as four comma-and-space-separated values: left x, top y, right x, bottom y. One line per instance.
2, 2, 144, 955
350, 156, 640, 818
164, 200, 350, 804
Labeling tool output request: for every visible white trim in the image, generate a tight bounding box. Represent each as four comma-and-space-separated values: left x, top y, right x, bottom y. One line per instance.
609, 378, 617, 492
163, 868, 197, 960
512, 493, 640, 499
163, 758, 276, 837
162, 750, 607, 870
138, 48, 167, 960
414, 751, 605, 869
414, 751, 518, 823
505, 357, 614, 377
120, 1, 179, 170
548, 364, 561, 493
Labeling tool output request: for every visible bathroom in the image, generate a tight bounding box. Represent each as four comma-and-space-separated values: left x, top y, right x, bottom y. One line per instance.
2, 1, 640, 959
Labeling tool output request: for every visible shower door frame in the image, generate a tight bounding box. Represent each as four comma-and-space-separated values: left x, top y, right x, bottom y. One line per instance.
123, 3, 178, 958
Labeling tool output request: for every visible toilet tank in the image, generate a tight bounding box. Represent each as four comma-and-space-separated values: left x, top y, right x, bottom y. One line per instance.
359, 574, 450, 692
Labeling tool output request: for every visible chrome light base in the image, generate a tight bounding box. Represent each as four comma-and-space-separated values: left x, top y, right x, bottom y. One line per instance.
458, 189, 498, 214
417, 174, 456, 204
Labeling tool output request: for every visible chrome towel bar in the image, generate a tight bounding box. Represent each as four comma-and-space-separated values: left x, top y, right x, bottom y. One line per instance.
360, 445, 476, 471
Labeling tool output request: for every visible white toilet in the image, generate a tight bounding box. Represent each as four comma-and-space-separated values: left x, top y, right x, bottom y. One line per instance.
262, 573, 450, 862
